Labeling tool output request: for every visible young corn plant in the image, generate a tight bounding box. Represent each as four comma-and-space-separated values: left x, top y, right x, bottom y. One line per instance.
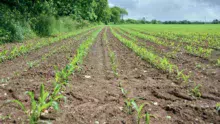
191, 84, 202, 98
176, 69, 184, 80
120, 87, 128, 97
185, 45, 193, 54
0, 50, 8, 62
55, 64, 73, 85
216, 103, 220, 114
27, 61, 36, 69
10, 84, 64, 123
124, 98, 135, 115
160, 57, 174, 73
109, 51, 118, 77
181, 73, 190, 83
131, 100, 150, 124
9, 47, 19, 60
145, 113, 151, 124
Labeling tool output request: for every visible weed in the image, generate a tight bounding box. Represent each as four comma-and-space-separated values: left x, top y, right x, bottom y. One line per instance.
0, 114, 11, 120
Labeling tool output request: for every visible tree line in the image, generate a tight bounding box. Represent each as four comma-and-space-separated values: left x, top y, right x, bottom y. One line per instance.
0, 0, 128, 43
121, 18, 220, 24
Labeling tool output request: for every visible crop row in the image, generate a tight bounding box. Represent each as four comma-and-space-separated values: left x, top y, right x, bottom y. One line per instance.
125, 26, 220, 50
0, 26, 97, 63
114, 28, 176, 58
119, 27, 213, 59
104, 28, 151, 124
103, 28, 118, 77
25, 30, 93, 70
7, 27, 103, 123
110, 27, 191, 83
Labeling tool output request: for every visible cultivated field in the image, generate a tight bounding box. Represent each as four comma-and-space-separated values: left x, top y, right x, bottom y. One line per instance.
0, 25, 219, 124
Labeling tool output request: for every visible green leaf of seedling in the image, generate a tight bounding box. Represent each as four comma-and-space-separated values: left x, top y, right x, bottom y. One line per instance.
53, 95, 64, 101
26, 91, 37, 111
145, 113, 150, 124
138, 103, 146, 115
52, 101, 59, 111
40, 102, 53, 111
131, 100, 138, 111
9, 100, 26, 113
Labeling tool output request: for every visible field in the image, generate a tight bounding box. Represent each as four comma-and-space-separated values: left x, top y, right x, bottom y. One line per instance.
0, 25, 219, 124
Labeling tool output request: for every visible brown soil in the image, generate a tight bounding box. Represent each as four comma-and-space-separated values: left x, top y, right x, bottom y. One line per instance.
0, 27, 219, 124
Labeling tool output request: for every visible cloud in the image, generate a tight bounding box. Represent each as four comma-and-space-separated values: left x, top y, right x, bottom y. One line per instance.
109, 0, 220, 21
109, 0, 139, 9
195, 0, 220, 6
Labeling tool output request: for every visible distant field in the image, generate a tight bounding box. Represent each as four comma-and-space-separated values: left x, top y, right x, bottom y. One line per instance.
119, 24, 220, 33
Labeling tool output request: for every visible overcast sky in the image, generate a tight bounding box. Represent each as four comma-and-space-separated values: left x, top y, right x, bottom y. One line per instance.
109, 0, 220, 21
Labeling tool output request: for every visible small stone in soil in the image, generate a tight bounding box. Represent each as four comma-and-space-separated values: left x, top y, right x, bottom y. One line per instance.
153, 102, 158, 106
85, 75, 91, 78
166, 116, 171, 119
119, 107, 123, 111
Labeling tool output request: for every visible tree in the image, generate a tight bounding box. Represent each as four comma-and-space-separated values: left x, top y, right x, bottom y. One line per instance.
53, 0, 75, 16
119, 8, 128, 20
110, 7, 120, 24
212, 19, 219, 24
94, 0, 111, 24
151, 19, 157, 24
110, 6, 128, 24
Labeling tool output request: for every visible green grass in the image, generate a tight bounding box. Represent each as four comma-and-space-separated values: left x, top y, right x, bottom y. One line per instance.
119, 24, 220, 33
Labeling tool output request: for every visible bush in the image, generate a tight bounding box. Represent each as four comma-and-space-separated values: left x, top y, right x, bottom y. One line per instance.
0, 20, 35, 42
32, 15, 56, 36
76, 20, 90, 29
32, 16, 83, 36
0, 4, 35, 42
0, 4, 92, 42
52, 16, 78, 34
0, 28, 11, 43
